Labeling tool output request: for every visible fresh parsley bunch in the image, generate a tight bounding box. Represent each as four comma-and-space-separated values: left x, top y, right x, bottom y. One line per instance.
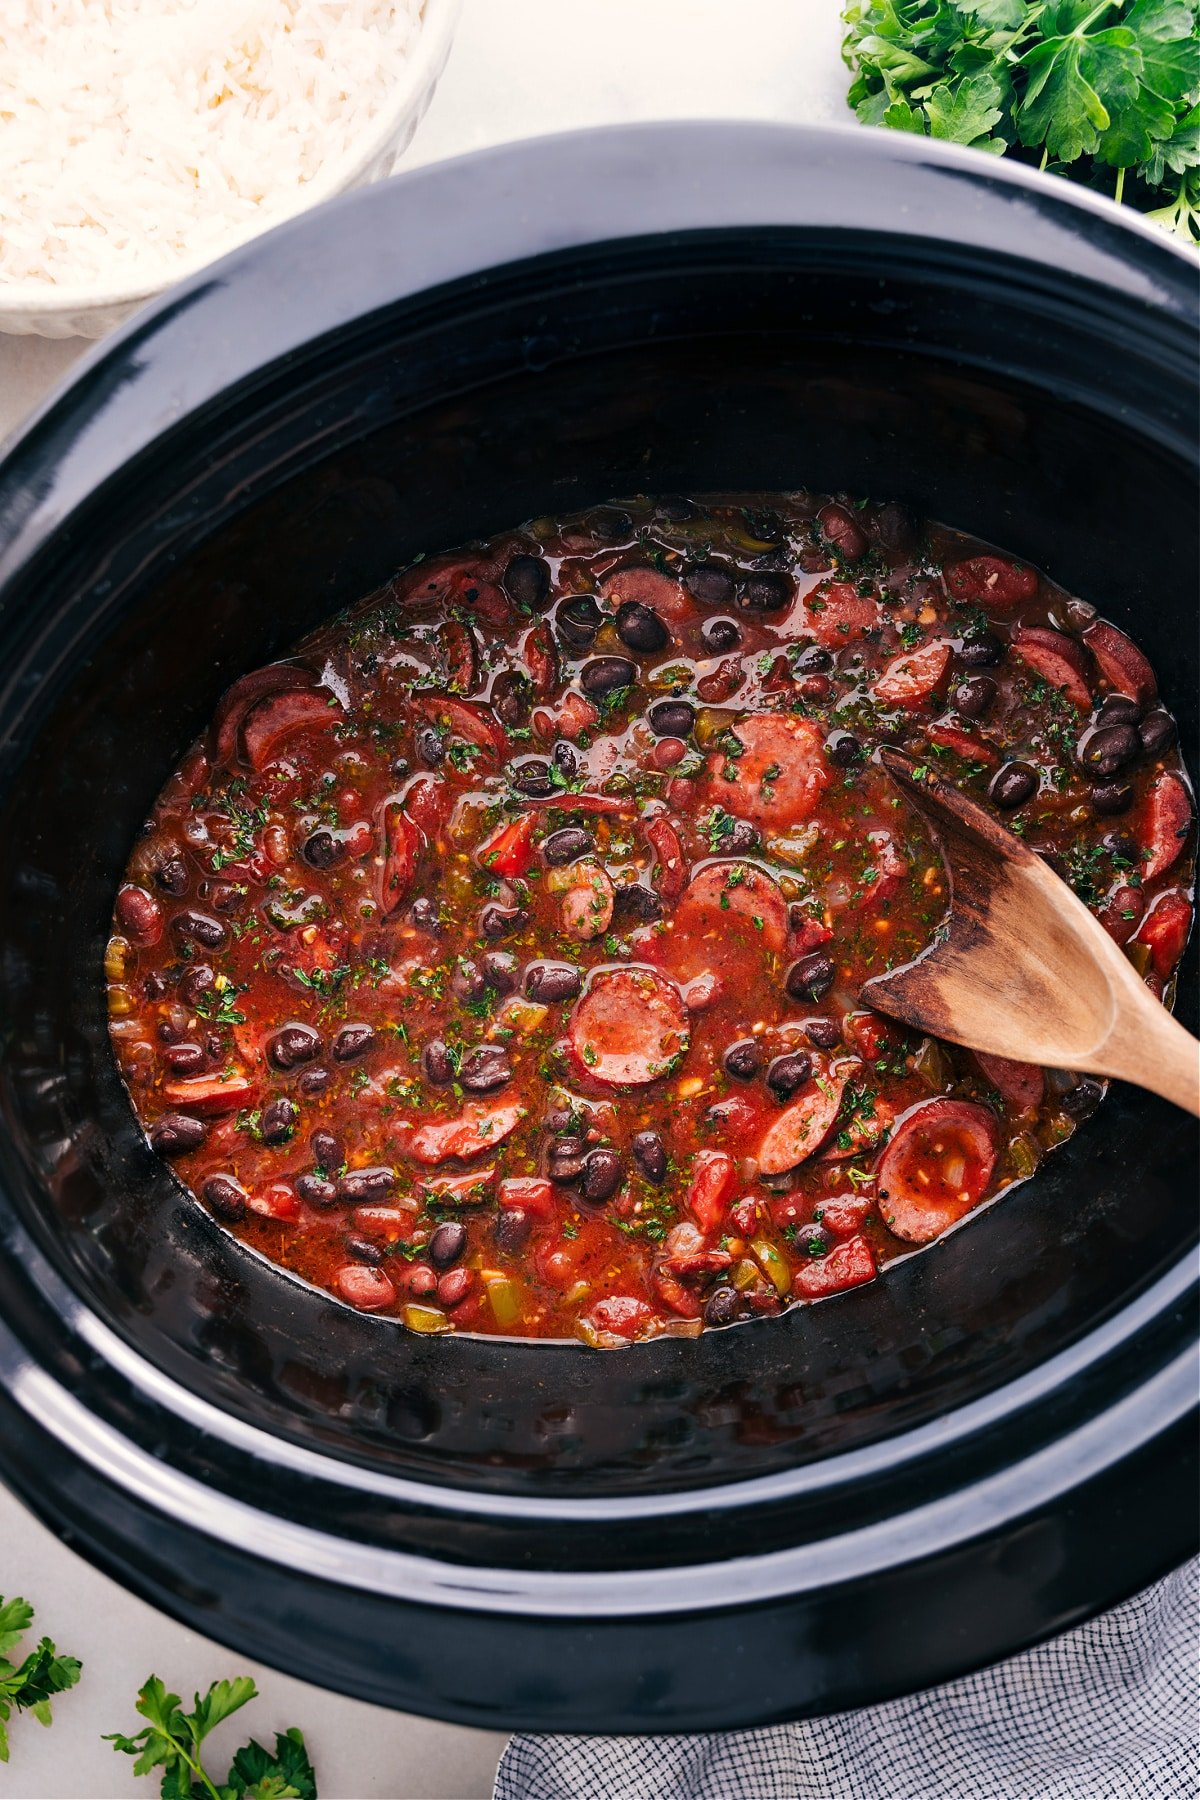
842, 0, 1200, 240
106, 1674, 317, 1800
0, 1594, 81, 1763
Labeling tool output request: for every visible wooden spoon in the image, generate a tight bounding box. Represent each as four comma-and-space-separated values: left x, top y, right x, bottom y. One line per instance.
860, 748, 1200, 1117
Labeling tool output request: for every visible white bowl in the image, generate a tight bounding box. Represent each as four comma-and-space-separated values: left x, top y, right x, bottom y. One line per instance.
0, 0, 461, 339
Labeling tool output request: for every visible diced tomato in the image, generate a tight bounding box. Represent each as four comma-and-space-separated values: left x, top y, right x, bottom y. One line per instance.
522, 622, 559, 696
972, 1051, 1045, 1113
652, 1265, 704, 1318
535, 1237, 591, 1288
498, 1176, 557, 1218
926, 722, 1000, 767
378, 802, 421, 916
643, 814, 688, 902
1139, 771, 1194, 881
799, 579, 880, 645
1082, 618, 1157, 706
705, 713, 829, 829
477, 813, 537, 879
587, 1296, 655, 1339
793, 1235, 876, 1299
243, 688, 337, 771
439, 617, 479, 693
871, 641, 951, 707
567, 968, 690, 1087
729, 1196, 760, 1236
402, 772, 452, 840
862, 833, 908, 904
161, 1074, 256, 1116
1135, 890, 1193, 978
687, 1149, 737, 1233
756, 1075, 846, 1176
664, 1249, 735, 1282
352, 1206, 418, 1241
334, 1264, 397, 1311
248, 1182, 301, 1221
408, 1102, 525, 1165
1011, 626, 1092, 711
875, 1099, 998, 1244
816, 1195, 874, 1237
790, 911, 833, 954
843, 1011, 897, 1063
533, 689, 600, 742
418, 1168, 497, 1205
945, 555, 1037, 607
417, 696, 507, 765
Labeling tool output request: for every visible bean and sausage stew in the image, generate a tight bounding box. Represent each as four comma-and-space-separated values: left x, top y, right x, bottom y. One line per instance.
108, 494, 1195, 1343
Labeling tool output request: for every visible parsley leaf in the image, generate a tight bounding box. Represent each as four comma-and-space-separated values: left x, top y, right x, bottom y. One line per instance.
0, 1594, 81, 1764
106, 1673, 316, 1799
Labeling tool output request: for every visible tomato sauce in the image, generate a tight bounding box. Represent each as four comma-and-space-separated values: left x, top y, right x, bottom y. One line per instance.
106, 494, 1196, 1343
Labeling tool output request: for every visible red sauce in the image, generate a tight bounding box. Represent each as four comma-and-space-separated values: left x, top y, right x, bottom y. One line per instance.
107, 494, 1196, 1342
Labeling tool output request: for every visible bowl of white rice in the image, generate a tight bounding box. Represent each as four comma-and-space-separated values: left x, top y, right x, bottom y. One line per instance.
0, 0, 461, 338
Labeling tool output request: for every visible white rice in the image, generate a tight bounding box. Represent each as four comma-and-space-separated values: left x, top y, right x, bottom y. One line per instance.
0, 0, 426, 288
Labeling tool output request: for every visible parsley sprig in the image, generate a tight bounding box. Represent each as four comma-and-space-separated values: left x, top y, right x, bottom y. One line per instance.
106, 1673, 316, 1799
0, 1594, 81, 1763
842, 0, 1199, 240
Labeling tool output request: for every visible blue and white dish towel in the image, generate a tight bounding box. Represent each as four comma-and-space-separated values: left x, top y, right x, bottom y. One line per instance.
495, 1558, 1197, 1800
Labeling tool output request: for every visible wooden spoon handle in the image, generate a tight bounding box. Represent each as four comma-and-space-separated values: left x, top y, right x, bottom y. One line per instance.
1098, 973, 1200, 1117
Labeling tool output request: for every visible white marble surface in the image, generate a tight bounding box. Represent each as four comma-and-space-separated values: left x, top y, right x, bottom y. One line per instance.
0, 2, 849, 1793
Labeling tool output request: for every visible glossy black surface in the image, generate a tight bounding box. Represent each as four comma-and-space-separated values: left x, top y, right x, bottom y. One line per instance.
0, 124, 1195, 1727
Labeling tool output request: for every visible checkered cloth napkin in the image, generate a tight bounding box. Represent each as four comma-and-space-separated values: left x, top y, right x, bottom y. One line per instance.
494, 1558, 1198, 1800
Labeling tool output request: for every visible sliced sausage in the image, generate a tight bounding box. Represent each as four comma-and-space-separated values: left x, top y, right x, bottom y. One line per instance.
871, 641, 951, 708
1011, 626, 1092, 711
161, 1073, 256, 1116
945, 555, 1037, 607
242, 688, 336, 770
686, 1149, 737, 1233
972, 1051, 1045, 1114
793, 1235, 876, 1299
408, 1101, 525, 1165
378, 803, 422, 917
416, 696, 507, 766
567, 968, 690, 1087
1139, 770, 1193, 881
798, 579, 880, 646
439, 617, 479, 693
705, 713, 829, 828
211, 663, 314, 767
671, 859, 790, 956
1135, 890, 1192, 979
756, 1073, 846, 1176
599, 564, 693, 627
875, 1098, 998, 1244
1082, 619, 1157, 707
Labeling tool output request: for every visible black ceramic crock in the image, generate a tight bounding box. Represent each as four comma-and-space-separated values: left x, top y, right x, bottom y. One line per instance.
0, 124, 1195, 1732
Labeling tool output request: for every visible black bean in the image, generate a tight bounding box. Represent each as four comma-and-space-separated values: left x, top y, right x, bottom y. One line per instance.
494, 1207, 533, 1253
648, 698, 695, 738
581, 1147, 623, 1204
739, 570, 792, 612
459, 1045, 511, 1094
786, 953, 836, 1002
803, 1225, 833, 1257
556, 595, 603, 649
345, 1234, 385, 1265
616, 600, 669, 653
542, 826, 592, 866
423, 1039, 455, 1085
958, 631, 1004, 667
296, 1173, 339, 1208
480, 902, 528, 939
547, 1136, 587, 1183
157, 1019, 182, 1045
409, 896, 442, 933
491, 669, 530, 725
338, 1166, 395, 1202
482, 950, 519, 994
613, 883, 663, 923
142, 971, 168, 999
658, 496, 697, 520
804, 1018, 842, 1050
156, 856, 189, 896
1061, 1076, 1104, 1118
203, 1174, 247, 1222
1096, 693, 1142, 728
581, 655, 636, 698
415, 723, 445, 766
989, 762, 1038, 810
954, 676, 997, 720
872, 502, 920, 557
793, 644, 832, 673
178, 964, 215, 1007
268, 1023, 321, 1070
1139, 709, 1176, 757
685, 562, 738, 608
701, 616, 742, 653
303, 828, 342, 869
511, 756, 555, 797
259, 1097, 298, 1144
312, 1130, 344, 1171
1091, 779, 1133, 816
1101, 829, 1138, 862
149, 1112, 207, 1155
297, 1065, 331, 1096
163, 1042, 205, 1074
172, 909, 226, 949
452, 958, 486, 1001
552, 739, 579, 780
203, 1032, 223, 1061
631, 1129, 668, 1183
721, 817, 761, 854
331, 1023, 374, 1063
593, 506, 634, 541
826, 730, 862, 767
525, 961, 582, 1003
724, 1039, 764, 1081
767, 1051, 813, 1101
1080, 724, 1139, 778
818, 503, 870, 562
704, 1287, 741, 1328
390, 757, 410, 781
503, 553, 551, 611
429, 1220, 468, 1268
